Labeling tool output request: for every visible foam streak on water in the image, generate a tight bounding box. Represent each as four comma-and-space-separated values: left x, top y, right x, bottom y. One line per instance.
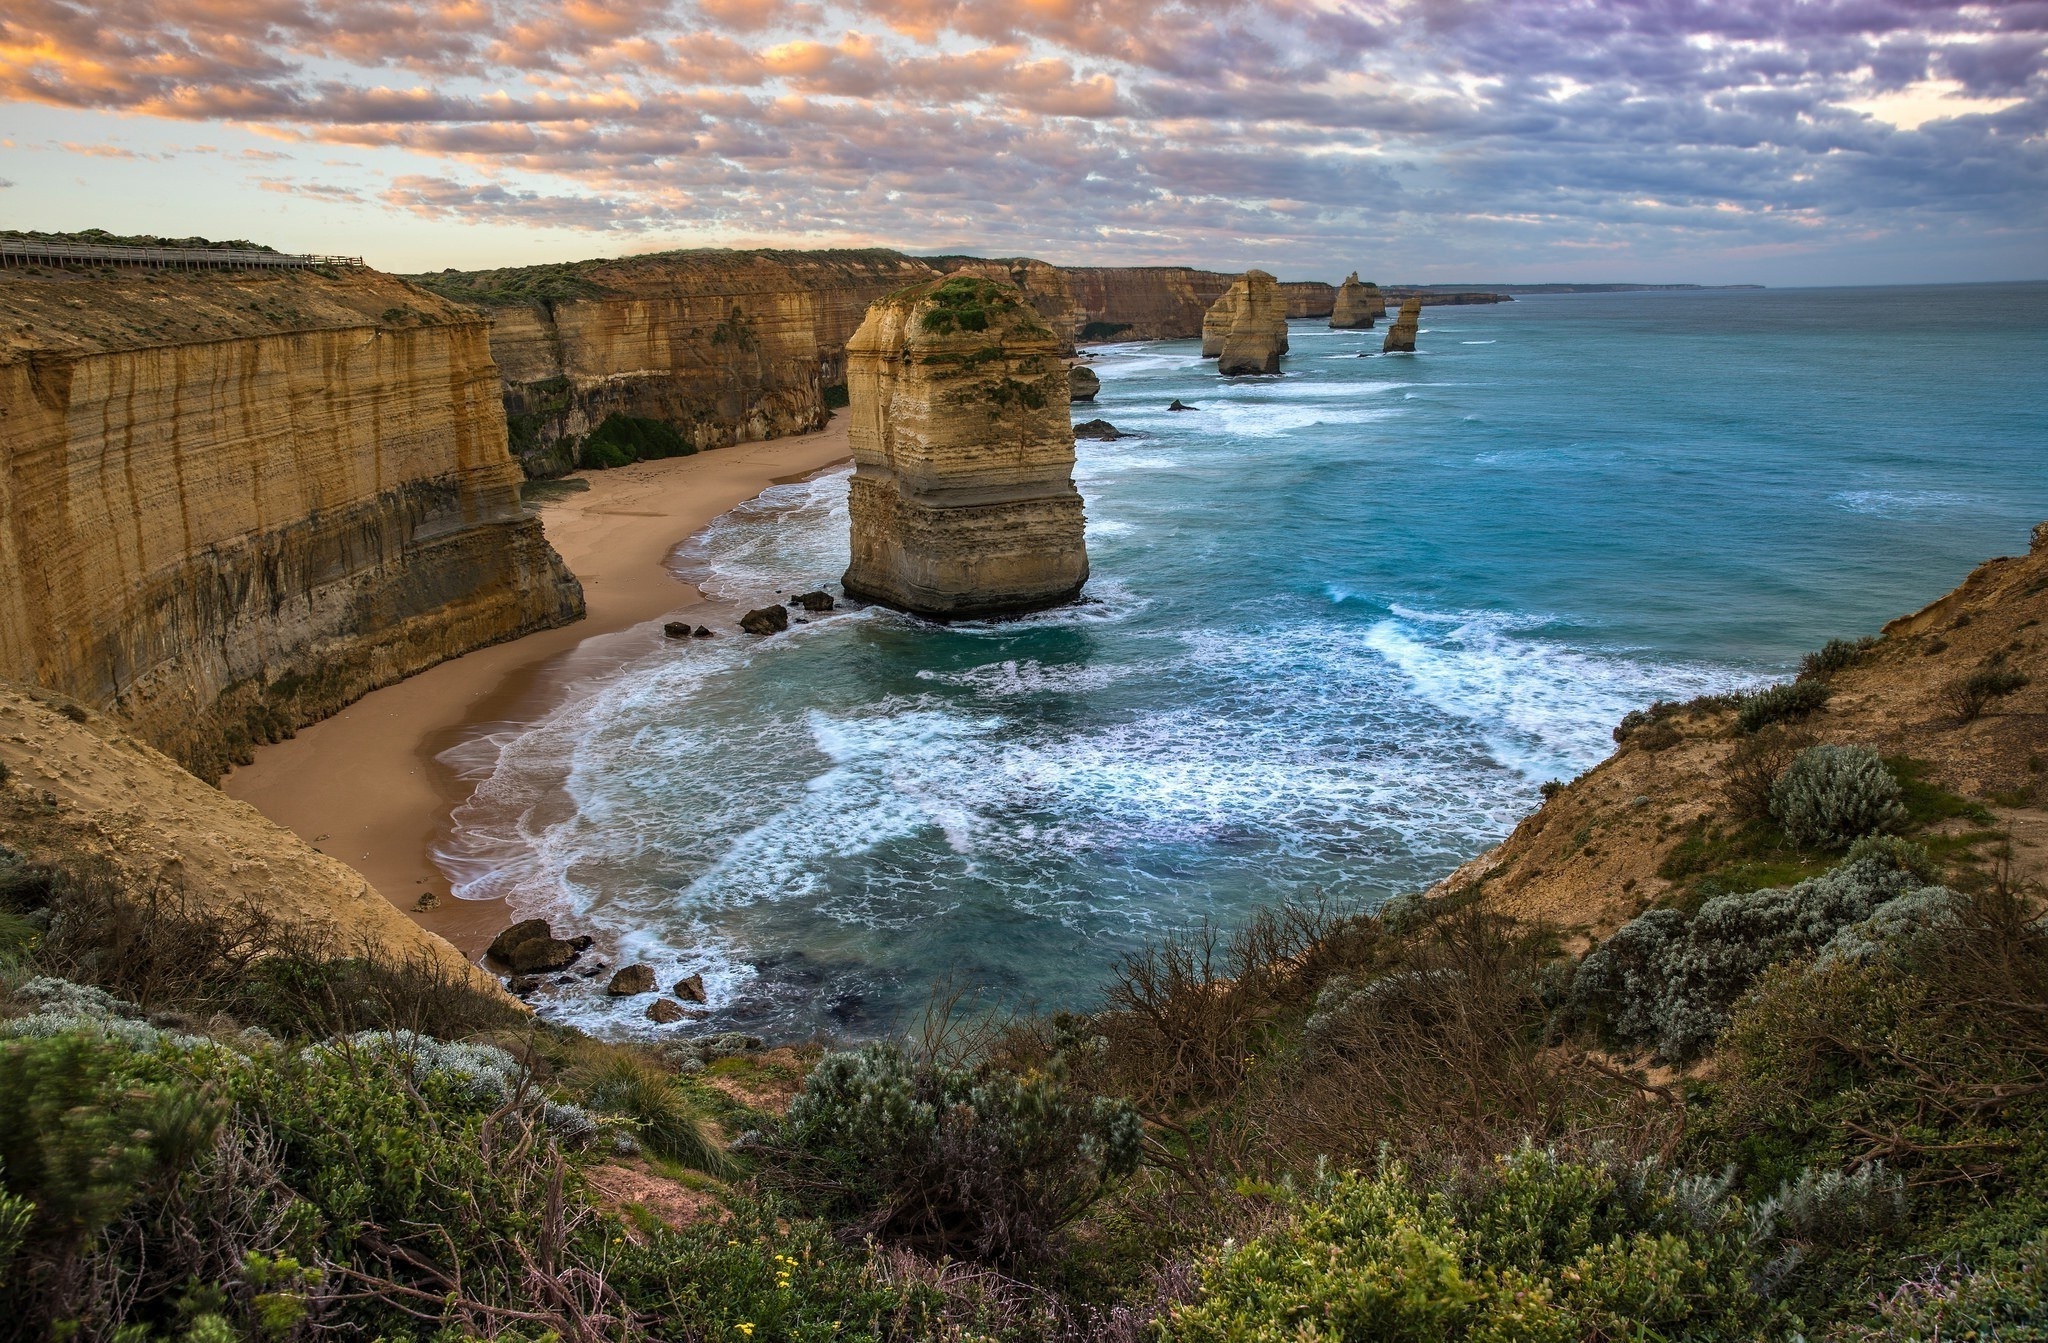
437, 284, 2048, 1040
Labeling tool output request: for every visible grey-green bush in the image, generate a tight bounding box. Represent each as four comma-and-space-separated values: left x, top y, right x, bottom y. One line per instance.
1769, 744, 1906, 848
776, 1041, 1141, 1266
1570, 849, 1936, 1059
1738, 680, 1831, 733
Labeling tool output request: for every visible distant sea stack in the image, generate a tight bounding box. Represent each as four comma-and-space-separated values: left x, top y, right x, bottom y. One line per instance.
1069, 365, 1101, 402
841, 277, 1087, 619
1209, 270, 1290, 376
1330, 273, 1380, 329
1382, 298, 1422, 353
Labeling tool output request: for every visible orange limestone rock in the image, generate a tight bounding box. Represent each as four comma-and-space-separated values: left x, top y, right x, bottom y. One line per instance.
1383, 297, 1422, 353
1330, 273, 1381, 329
841, 277, 1087, 619
1206, 270, 1290, 376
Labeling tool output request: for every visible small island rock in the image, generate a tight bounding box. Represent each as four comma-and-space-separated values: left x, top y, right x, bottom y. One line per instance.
740, 604, 789, 635
1074, 419, 1127, 441
1329, 273, 1380, 329
1382, 298, 1422, 353
1069, 365, 1100, 402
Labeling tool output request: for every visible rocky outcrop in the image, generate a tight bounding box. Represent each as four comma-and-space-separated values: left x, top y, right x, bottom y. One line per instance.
1210, 271, 1290, 376
1382, 288, 1514, 307
1330, 273, 1382, 329
1383, 298, 1422, 353
842, 277, 1086, 619
1278, 281, 1337, 319
0, 264, 584, 780
1069, 365, 1101, 402
415, 250, 940, 478
740, 604, 789, 635
0, 681, 502, 994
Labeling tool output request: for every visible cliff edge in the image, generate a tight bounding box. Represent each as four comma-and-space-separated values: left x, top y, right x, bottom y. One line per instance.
0, 261, 584, 780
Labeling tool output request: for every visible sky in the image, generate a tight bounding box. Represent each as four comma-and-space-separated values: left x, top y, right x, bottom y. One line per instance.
1, 0, 2044, 284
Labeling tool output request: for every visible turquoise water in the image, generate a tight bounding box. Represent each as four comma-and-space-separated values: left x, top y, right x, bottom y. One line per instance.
439, 283, 2048, 1040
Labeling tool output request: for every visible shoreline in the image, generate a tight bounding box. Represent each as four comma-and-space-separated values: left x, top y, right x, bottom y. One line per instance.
222, 419, 853, 961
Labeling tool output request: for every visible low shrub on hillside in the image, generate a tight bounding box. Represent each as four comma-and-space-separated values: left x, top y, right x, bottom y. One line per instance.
1940, 663, 2031, 721
1769, 745, 1907, 849
1799, 637, 1878, 682
1166, 1145, 1780, 1342
1571, 845, 1945, 1060
773, 1041, 1141, 1266
1739, 681, 1832, 733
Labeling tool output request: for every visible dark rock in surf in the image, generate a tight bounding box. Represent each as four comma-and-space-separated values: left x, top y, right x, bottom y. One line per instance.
607, 964, 657, 996
740, 604, 789, 635
791, 590, 835, 612
1074, 419, 1127, 441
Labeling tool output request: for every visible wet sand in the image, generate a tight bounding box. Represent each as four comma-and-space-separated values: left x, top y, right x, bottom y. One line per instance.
222, 420, 851, 958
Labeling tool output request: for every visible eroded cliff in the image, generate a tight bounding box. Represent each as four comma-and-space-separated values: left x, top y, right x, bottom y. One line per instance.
416, 250, 941, 477
1209, 270, 1290, 375
842, 277, 1086, 618
1383, 297, 1422, 352
1330, 273, 1382, 328
0, 263, 584, 779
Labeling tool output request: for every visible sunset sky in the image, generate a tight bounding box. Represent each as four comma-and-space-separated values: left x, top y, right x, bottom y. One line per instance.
2, 0, 2043, 283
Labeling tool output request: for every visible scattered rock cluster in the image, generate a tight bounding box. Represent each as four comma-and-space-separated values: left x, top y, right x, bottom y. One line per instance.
841, 276, 1088, 619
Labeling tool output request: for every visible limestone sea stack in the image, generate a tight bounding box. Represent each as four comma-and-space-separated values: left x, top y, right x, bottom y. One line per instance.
1210, 270, 1290, 376
1329, 273, 1380, 329
1069, 365, 1101, 402
1383, 298, 1422, 353
841, 277, 1087, 619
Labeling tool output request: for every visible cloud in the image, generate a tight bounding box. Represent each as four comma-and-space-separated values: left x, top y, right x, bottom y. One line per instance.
0, 0, 2041, 274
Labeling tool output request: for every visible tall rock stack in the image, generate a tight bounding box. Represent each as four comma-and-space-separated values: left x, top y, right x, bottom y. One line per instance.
1329, 273, 1380, 329
1200, 284, 1240, 357
1210, 270, 1290, 376
841, 277, 1087, 619
1382, 298, 1422, 353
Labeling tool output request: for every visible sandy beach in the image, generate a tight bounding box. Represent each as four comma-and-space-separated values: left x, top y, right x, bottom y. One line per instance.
222, 419, 852, 959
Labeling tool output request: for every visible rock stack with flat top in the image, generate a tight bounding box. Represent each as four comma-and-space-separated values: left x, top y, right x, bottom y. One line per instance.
1329, 273, 1380, 329
1382, 297, 1422, 353
841, 276, 1087, 619
1206, 270, 1290, 376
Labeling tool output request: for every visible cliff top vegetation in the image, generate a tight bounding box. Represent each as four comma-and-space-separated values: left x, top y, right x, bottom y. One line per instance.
3, 529, 2043, 1341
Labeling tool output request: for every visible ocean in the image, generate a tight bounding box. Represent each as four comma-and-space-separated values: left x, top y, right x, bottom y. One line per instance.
436, 283, 2048, 1040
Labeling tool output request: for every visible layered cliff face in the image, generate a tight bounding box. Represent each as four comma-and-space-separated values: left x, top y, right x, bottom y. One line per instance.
415, 250, 940, 478
1063, 266, 1235, 342
1330, 273, 1381, 328
1383, 298, 1422, 353
842, 277, 1086, 618
1278, 281, 1336, 319
0, 264, 584, 780
1210, 270, 1290, 375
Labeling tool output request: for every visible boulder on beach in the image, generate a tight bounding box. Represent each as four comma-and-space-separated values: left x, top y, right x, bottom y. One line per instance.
740, 604, 789, 635
1382, 297, 1422, 353
663, 621, 691, 638
1074, 419, 1127, 441
791, 590, 835, 612
607, 964, 657, 996
674, 973, 708, 1003
692, 625, 714, 637
646, 998, 686, 1024
1069, 365, 1100, 402
487, 918, 577, 973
